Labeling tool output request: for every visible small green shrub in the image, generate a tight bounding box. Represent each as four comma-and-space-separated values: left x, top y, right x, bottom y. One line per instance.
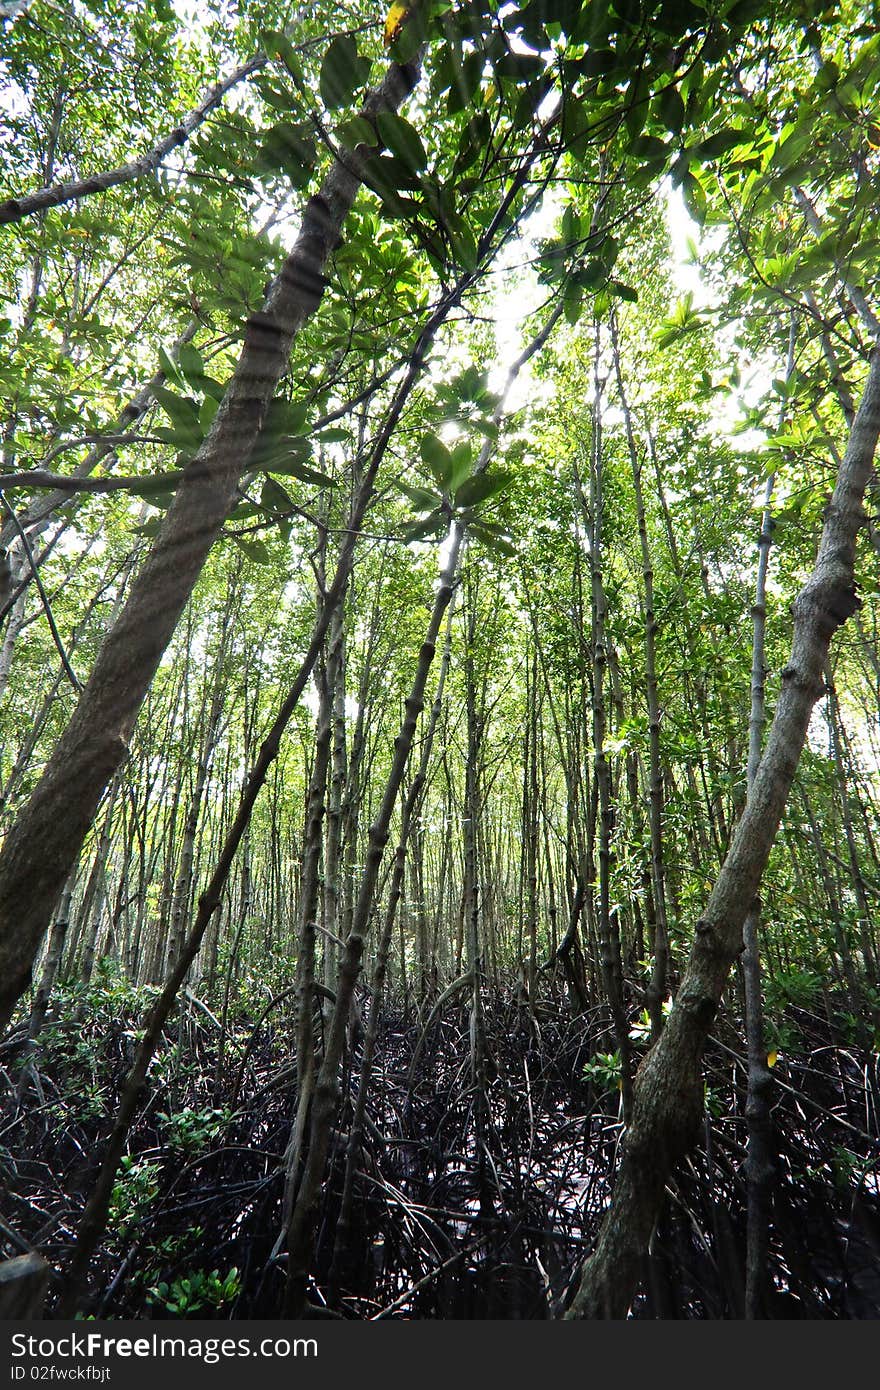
147, 1267, 241, 1316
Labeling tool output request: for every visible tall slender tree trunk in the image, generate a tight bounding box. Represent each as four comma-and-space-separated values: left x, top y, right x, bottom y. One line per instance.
329, 593, 454, 1300
611, 315, 670, 1039
741, 390, 781, 1320
576, 319, 633, 1120
283, 523, 466, 1316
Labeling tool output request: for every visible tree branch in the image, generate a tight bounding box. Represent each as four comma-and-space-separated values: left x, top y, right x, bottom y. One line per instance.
0, 54, 267, 225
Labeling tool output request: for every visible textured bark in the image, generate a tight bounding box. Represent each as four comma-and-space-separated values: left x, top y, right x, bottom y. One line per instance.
0, 54, 421, 1035
12, 872, 77, 1107
566, 346, 880, 1318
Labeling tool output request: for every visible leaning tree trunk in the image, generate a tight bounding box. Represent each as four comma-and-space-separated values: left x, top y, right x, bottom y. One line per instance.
566, 346, 880, 1319
0, 50, 422, 1036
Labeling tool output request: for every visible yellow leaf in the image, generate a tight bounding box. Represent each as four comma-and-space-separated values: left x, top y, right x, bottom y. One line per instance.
384, 1, 410, 48
767, 1050, 778, 1068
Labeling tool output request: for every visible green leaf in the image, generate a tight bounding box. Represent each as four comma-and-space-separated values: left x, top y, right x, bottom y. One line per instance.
270, 456, 333, 487
446, 214, 478, 272
564, 278, 584, 326
199, 395, 220, 431
440, 48, 483, 115
561, 94, 590, 163
629, 134, 669, 162
234, 536, 273, 565
494, 52, 544, 82
158, 345, 185, 389
396, 481, 443, 511
578, 47, 621, 79
658, 84, 686, 134
282, 401, 310, 435
361, 155, 420, 217
314, 427, 352, 444
131, 516, 163, 538
376, 111, 428, 172
254, 75, 299, 114
449, 439, 473, 493
337, 116, 379, 150
769, 120, 813, 172
388, 2, 429, 63
403, 508, 447, 544
453, 114, 491, 175
470, 521, 517, 557
260, 476, 294, 514
607, 280, 638, 303
572, 258, 607, 289
319, 35, 366, 110
473, 418, 499, 441
680, 169, 707, 224
725, 0, 768, 24
420, 432, 454, 489
691, 127, 749, 161
176, 343, 205, 385
152, 385, 200, 435
150, 425, 187, 447
256, 122, 317, 186
264, 29, 304, 86
454, 470, 512, 509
